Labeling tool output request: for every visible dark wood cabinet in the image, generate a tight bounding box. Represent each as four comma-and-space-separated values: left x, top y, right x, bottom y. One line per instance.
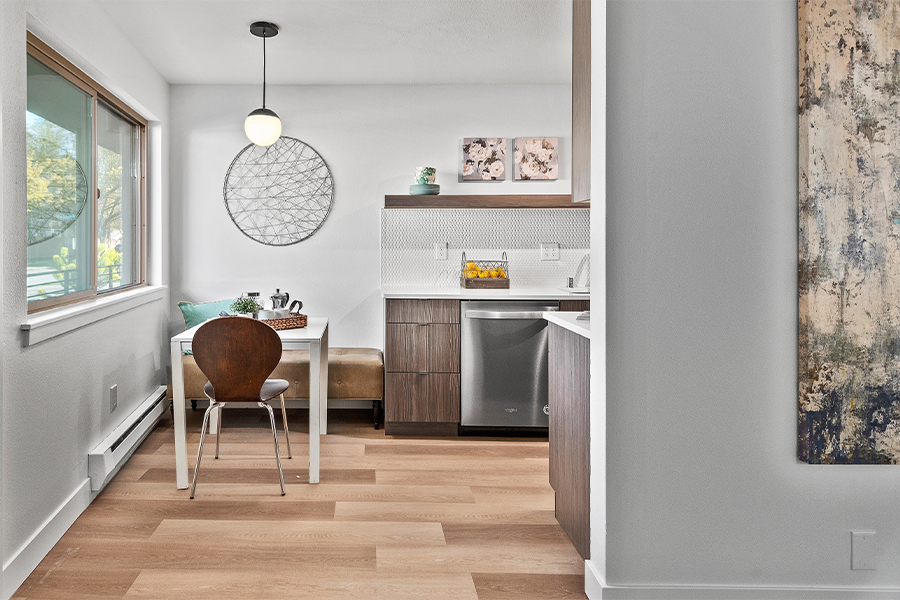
548, 322, 590, 559
572, 0, 591, 204
559, 299, 590, 312
384, 299, 461, 435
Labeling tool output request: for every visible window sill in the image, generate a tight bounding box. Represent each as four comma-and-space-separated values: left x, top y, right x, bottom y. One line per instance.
21, 285, 167, 347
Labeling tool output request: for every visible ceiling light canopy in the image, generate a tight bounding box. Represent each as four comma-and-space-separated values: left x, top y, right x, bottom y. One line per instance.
244, 21, 281, 147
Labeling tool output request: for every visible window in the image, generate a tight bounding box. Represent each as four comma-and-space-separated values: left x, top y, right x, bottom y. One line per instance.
26, 33, 146, 312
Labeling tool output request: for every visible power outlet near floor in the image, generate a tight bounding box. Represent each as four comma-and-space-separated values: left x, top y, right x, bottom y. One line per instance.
851, 531, 876, 570
109, 384, 118, 413
540, 243, 560, 261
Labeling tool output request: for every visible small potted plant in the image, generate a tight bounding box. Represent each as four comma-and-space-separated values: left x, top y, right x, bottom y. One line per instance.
230, 296, 262, 319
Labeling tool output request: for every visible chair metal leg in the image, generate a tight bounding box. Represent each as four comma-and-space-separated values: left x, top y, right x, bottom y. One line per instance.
279, 393, 292, 459
190, 401, 219, 499
261, 401, 286, 496
215, 402, 224, 459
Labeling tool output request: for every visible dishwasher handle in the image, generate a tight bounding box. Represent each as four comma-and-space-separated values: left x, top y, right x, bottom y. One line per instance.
465, 308, 558, 320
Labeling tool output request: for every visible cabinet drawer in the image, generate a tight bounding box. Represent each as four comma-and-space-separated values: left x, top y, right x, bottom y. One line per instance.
559, 299, 590, 312
386, 299, 459, 324
385, 323, 459, 373
385, 373, 460, 422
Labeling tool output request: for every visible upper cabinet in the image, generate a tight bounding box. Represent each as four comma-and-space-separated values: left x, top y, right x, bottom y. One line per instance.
572, 0, 590, 203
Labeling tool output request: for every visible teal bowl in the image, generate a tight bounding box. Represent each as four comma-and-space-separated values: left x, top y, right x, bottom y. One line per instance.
410, 184, 440, 195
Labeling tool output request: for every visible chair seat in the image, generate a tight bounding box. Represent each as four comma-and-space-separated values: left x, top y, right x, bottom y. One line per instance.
203, 378, 289, 402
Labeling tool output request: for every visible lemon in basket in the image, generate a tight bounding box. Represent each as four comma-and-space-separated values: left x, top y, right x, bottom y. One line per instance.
489, 269, 499, 278
478, 270, 490, 278
497, 267, 507, 278
465, 262, 479, 271
465, 270, 479, 279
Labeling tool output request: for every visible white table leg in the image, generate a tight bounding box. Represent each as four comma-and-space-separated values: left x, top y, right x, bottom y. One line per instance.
319, 325, 329, 434
171, 341, 188, 489
308, 340, 321, 484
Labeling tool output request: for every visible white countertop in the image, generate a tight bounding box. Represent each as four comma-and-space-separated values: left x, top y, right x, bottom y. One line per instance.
382, 285, 591, 300
544, 311, 591, 339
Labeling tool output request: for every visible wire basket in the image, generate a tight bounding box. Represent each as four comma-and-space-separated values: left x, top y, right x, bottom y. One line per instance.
460, 251, 510, 289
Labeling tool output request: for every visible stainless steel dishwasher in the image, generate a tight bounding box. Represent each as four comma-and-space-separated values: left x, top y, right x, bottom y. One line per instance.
460, 300, 559, 429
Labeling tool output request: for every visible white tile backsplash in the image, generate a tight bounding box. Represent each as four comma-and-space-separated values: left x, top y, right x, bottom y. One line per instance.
381, 208, 590, 288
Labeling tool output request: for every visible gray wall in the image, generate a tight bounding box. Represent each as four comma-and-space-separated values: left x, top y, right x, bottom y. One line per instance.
605, 0, 900, 589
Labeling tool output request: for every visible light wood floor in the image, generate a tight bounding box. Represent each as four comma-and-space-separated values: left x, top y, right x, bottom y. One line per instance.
12, 408, 587, 599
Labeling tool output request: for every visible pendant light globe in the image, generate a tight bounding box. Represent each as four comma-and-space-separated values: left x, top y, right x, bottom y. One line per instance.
246, 21, 281, 147
245, 107, 282, 147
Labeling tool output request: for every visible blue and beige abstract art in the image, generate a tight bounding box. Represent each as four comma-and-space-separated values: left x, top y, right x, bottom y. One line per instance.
799, 0, 900, 463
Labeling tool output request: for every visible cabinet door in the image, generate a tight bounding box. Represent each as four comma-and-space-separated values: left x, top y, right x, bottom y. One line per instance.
426, 324, 460, 373
385, 324, 427, 372
385, 373, 459, 422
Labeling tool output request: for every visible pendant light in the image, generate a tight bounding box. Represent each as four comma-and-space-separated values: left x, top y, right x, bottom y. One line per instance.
244, 21, 281, 147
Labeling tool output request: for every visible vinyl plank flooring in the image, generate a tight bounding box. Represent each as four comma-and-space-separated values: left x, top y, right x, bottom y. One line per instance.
150, 519, 447, 546
11, 409, 585, 600
471, 573, 587, 600
138, 466, 376, 484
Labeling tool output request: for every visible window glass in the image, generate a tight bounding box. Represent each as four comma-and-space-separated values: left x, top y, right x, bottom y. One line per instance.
97, 101, 139, 291
26, 54, 94, 302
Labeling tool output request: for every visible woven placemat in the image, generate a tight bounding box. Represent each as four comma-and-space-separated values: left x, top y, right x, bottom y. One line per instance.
261, 314, 308, 330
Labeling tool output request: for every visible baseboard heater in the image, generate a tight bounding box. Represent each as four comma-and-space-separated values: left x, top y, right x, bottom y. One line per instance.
88, 385, 168, 492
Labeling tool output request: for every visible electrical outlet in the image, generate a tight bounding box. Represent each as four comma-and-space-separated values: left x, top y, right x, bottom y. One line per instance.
109, 385, 118, 413
852, 531, 876, 570
434, 242, 447, 260
540, 243, 560, 261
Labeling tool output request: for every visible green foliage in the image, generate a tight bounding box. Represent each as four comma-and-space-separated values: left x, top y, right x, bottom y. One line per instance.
51, 246, 76, 281
231, 297, 262, 314
98, 243, 122, 288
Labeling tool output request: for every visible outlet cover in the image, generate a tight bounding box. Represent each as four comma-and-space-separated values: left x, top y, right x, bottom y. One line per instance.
851, 531, 876, 570
109, 385, 118, 413
434, 242, 447, 260
540, 243, 560, 261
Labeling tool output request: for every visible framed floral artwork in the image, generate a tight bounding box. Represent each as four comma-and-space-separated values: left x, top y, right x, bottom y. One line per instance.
514, 137, 558, 180
462, 138, 506, 181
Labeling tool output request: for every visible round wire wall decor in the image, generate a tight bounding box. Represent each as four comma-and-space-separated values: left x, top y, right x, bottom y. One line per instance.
223, 136, 334, 246
27, 153, 89, 246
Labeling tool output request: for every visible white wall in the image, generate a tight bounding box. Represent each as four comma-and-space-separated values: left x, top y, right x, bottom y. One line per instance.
1, 2, 169, 597
601, 0, 900, 595
169, 84, 571, 348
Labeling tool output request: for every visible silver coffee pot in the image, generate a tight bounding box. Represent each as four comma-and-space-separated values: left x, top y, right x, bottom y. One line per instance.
270, 288, 290, 309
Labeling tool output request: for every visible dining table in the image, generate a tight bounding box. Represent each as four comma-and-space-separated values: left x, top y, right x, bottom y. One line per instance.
169, 317, 329, 489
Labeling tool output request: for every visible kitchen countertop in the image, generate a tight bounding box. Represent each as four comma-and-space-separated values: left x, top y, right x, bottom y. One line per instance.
544, 311, 591, 339
382, 285, 591, 300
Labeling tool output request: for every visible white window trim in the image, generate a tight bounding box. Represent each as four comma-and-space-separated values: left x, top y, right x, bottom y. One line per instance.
21, 285, 167, 346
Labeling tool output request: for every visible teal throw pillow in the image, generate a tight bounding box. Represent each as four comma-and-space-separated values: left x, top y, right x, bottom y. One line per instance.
178, 298, 236, 329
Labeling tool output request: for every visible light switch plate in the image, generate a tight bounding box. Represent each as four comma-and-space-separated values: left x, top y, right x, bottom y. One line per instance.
851, 531, 876, 570
540, 243, 559, 261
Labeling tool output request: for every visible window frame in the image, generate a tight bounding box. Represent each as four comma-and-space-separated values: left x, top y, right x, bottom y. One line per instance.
26, 32, 148, 314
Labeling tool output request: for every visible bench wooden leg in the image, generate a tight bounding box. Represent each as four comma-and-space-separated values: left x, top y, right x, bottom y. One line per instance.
373, 400, 382, 430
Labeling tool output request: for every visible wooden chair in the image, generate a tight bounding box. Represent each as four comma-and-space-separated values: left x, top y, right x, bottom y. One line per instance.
190, 316, 292, 498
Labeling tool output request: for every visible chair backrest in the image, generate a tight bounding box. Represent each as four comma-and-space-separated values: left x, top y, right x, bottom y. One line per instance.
192, 317, 282, 402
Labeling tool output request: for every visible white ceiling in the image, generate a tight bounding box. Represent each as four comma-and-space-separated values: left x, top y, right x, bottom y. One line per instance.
96, 0, 573, 86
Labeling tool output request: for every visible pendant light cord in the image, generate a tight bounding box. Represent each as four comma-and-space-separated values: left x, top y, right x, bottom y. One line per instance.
262, 34, 267, 109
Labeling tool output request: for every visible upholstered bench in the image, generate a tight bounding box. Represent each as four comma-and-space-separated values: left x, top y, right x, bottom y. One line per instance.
170, 347, 386, 429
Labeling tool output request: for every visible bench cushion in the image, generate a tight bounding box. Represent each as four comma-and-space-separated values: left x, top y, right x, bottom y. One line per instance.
179, 347, 384, 401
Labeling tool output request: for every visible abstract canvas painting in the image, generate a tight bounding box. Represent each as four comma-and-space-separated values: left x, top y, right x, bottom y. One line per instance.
514, 137, 558, 180
462, 138, 506, 181
798, 0, 900, 463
